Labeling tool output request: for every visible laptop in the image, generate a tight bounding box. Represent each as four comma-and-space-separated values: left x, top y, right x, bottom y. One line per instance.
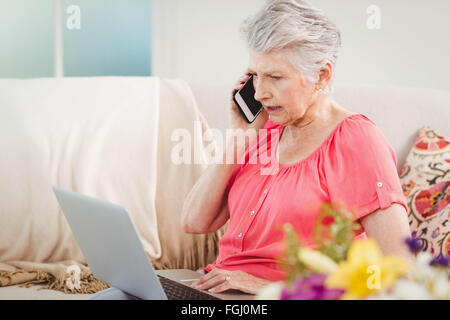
52, 187, 253, 300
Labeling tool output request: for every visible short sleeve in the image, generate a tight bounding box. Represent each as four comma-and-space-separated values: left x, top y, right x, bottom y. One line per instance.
324, 116, 408, 221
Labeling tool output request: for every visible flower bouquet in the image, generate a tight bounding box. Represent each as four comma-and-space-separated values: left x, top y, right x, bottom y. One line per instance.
256, 202, 450, 300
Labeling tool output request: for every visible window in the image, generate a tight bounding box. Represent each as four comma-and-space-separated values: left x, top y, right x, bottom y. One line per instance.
0, 0, 152, 78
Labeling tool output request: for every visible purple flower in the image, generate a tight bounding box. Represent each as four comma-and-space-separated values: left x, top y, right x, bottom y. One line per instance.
405, 236, 424, 253
429, 255, 449, 268
281, 274, 345, 300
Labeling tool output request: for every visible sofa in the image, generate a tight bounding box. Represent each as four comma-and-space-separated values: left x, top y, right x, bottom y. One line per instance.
0, 77, 448, 299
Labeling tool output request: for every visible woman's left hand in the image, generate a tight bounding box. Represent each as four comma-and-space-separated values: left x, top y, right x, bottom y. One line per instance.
192, 268, 270, 295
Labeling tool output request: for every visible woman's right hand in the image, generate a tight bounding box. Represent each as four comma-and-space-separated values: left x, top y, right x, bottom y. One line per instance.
229, 72, 269, 133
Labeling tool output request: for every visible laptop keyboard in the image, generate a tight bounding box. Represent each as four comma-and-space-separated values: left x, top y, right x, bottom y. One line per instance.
157, 275, 220, 300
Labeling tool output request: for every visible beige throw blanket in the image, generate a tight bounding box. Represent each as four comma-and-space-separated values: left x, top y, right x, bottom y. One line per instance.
0, 77, 224, 293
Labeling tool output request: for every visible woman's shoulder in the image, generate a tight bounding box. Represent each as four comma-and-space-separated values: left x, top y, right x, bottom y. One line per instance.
337, 112, 381, 139
332, 112, 394, 157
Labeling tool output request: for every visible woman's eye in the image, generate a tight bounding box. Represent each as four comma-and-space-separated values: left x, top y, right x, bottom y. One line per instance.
270, 76, 280, 80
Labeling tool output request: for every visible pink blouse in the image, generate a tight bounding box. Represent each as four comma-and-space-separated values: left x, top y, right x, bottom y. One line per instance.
203, 113, 408, 281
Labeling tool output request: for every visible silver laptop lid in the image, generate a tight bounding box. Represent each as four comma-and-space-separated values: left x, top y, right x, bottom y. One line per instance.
52, 186, 167, 300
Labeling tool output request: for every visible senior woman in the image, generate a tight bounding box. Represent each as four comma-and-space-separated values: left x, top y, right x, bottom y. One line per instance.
181, 0, 411, 295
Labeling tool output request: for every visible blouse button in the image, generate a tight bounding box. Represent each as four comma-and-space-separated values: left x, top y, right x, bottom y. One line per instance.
250, 210, 255, 216
263, 189, 268, 195
377, 182, 383, 188
237, 232, 242, 238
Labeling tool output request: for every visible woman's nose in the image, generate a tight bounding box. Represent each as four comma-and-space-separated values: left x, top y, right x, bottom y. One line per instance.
254, 80, 271, 102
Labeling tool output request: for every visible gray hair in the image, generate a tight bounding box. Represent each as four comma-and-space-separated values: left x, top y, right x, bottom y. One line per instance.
239, 0, 342, 94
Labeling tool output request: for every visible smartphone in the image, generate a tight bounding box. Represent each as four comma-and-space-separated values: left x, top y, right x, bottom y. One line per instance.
233, 74, 263, 123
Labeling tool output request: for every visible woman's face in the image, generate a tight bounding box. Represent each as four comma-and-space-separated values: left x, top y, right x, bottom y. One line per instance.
247, 50, 318, 127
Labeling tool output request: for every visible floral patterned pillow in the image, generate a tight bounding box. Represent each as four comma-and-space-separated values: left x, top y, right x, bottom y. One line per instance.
400, 126, 449, 257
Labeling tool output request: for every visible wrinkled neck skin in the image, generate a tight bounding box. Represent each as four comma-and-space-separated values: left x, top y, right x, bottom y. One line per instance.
283, 92, 345, 140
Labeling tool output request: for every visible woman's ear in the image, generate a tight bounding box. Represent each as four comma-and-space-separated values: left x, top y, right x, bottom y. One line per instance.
315, 60, 333, 91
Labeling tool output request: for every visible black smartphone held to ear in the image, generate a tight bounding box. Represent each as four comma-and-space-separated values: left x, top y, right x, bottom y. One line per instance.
233, 74, 263, 123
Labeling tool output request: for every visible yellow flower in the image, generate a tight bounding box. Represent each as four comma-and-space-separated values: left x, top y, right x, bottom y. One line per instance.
298, 248, 338, 274
325, 238, 410, 300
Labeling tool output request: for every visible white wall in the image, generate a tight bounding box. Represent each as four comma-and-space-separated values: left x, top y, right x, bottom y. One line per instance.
152, 0, 450, 91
